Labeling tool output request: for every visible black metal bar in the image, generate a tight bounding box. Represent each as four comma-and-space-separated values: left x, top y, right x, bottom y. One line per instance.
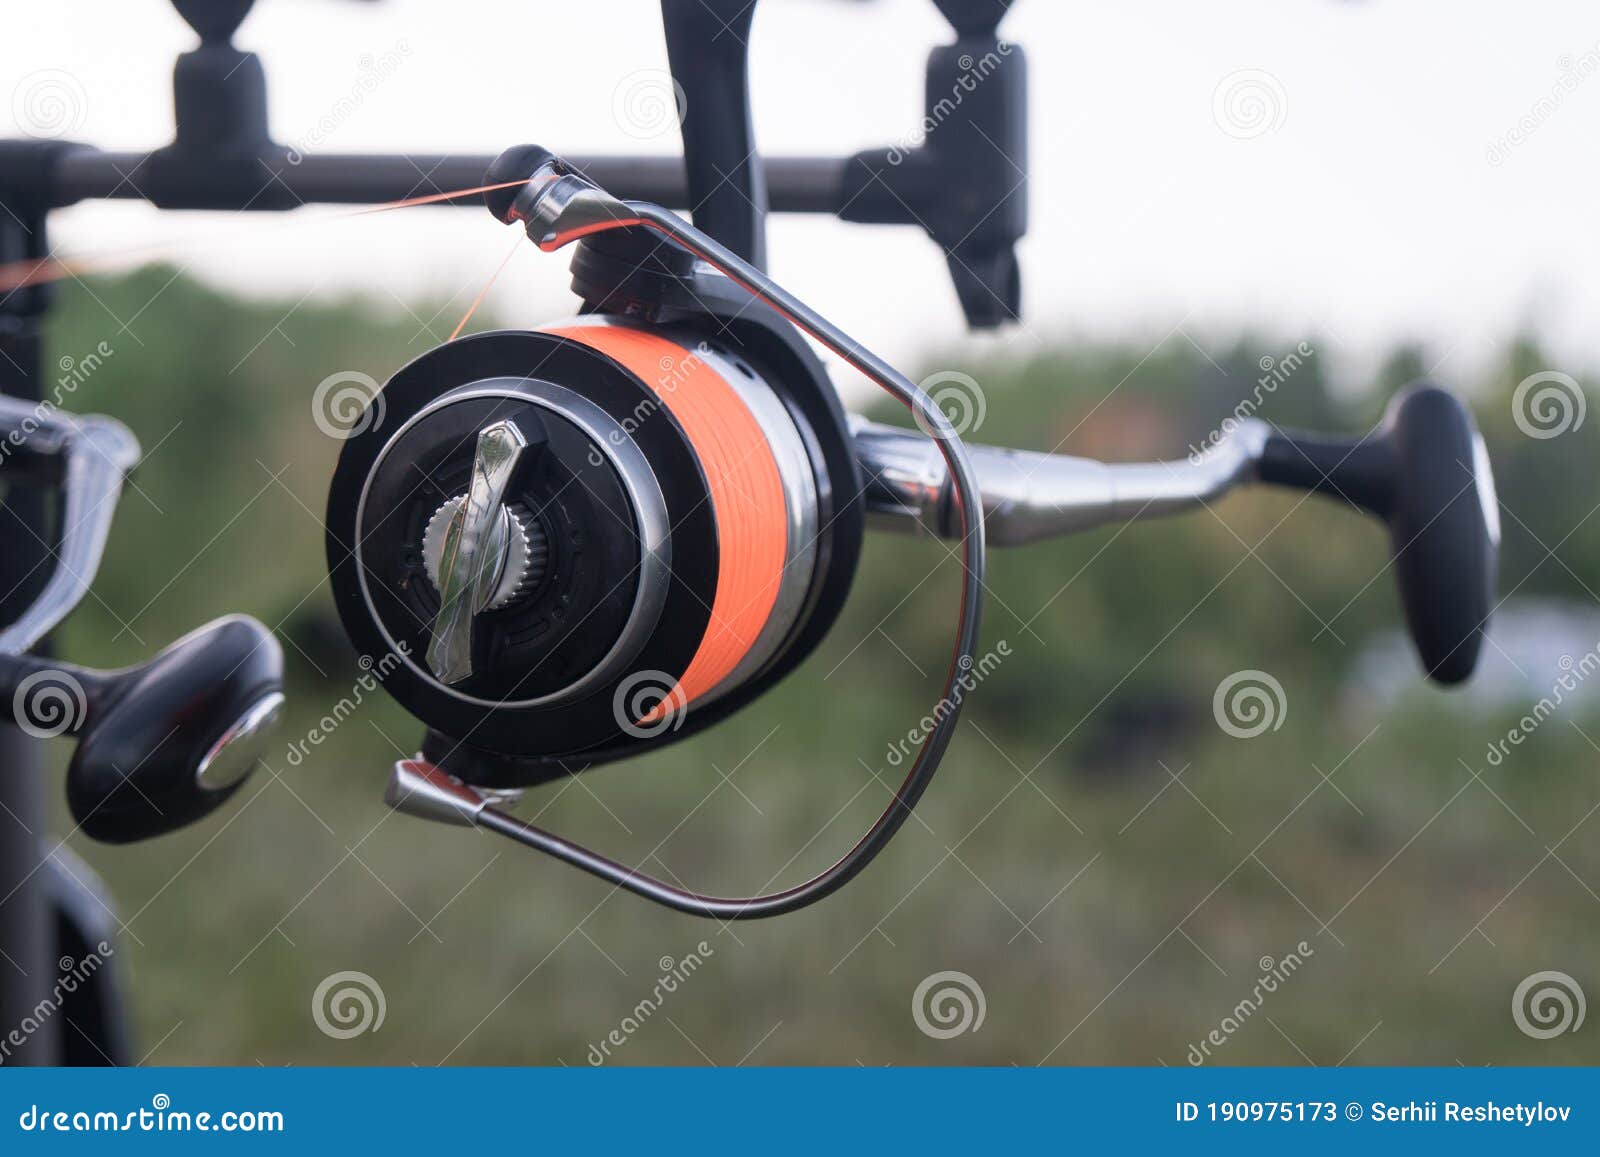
48, 148, 850, 215
0, 202, 59, 1066
662, 0, 768, 267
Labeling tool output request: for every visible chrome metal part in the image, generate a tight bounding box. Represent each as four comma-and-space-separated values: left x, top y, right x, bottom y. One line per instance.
195, 690, 285, 791
853, 415, 1272, 546
426, 420, 528, 684
385, 759, 488, 827
422, 496, 540, 612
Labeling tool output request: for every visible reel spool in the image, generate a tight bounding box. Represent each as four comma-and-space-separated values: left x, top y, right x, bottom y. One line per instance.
325, 318, 863, 789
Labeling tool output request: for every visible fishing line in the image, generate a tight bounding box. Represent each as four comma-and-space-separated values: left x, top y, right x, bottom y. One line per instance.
448, 236, 524, 341
0, 180, 530, 295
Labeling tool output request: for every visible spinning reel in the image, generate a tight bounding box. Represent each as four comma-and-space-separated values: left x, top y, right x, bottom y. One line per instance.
0, 398, 285, 844
323, 147, 1500, 919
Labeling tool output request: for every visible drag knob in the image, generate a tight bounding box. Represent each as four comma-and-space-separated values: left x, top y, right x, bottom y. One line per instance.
1257, 382, 1499, 685
423, 497, 546, 612
425, 419, 532, 684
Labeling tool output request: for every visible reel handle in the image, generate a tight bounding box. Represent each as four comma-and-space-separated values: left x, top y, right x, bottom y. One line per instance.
1257, 383, 1498, 684
2, 616, 284, 843
855, 381, 1498, 685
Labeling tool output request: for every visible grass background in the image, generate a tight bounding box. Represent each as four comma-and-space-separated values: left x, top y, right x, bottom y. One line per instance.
25, 267, 1600, 1066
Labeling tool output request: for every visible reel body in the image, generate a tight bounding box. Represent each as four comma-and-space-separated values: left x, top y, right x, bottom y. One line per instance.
326, 315, 862, 789
325, 148, 987, 919
321, 146, 1496, 920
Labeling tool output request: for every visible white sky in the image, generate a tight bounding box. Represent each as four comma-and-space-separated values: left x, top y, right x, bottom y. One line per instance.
5, 0, 1598, 391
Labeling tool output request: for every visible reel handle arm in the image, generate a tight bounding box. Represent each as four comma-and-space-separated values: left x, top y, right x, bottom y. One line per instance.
853, 415, 1269, 546
1256, 429, 1396, 517
0, 651, 117, 723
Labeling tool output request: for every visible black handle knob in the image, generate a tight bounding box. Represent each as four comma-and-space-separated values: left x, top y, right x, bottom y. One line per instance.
3, 616, 284, 842
1258, 382, 1499, 685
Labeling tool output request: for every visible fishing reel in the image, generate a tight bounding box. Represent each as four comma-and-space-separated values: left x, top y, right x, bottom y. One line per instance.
0, 398, 284, 843
324, 146, 1499, 919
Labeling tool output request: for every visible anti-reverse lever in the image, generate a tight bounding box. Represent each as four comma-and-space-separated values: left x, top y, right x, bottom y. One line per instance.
856, 382, 1499, 684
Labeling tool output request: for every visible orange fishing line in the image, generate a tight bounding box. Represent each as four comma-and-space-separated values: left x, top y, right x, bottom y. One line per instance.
0, 180, 530, 293
449, 237, 523, 340
546, 324, 790, 719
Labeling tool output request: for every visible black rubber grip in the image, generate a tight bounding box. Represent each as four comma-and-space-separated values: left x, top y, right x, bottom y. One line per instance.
1258, 383, 1496, 685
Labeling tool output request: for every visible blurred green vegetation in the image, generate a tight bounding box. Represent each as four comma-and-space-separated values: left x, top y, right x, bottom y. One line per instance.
28, 267, 1600, 1066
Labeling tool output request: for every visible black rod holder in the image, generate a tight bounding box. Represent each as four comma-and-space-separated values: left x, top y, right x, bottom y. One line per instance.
46, 148, 849, 214
0, 177, 61, 1066
661, 0, 768, 268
